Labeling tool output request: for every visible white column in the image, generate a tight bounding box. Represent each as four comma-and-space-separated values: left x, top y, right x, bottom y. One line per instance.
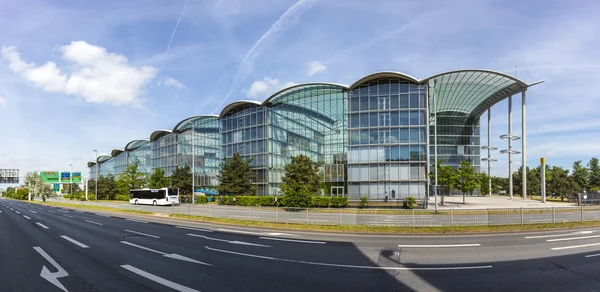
508, 95, 513, 199
85, 178, 89, 200
487, 108, 492, 196
521, 91, 527, 199
433, 80, 438, 211
192, 123, 195, 204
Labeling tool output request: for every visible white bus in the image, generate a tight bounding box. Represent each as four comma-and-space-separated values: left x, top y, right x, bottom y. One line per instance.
129, 188, 180, 206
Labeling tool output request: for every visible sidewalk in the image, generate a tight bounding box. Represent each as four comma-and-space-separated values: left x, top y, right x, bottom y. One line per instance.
427, 195, 575, 209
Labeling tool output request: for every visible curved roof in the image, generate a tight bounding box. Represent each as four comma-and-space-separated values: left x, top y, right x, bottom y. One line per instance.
218, 100, 262, 118
124, 139, 150, 151
425, 69, 529, 117
172, 115, 219, 132
263, 82, 349, 105
111, 149, 124, 157
87, 161, 96, 168
149, 129, 172, 142
97, 154, 111, 163
349, 71, 420, 89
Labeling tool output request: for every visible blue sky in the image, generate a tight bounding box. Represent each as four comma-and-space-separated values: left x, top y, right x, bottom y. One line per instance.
0, 0, 599, 181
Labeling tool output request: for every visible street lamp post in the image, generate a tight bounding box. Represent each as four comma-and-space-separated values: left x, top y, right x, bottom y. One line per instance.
69, 164, 73, 199
187, 121, 196, 204
93, 150, 98, 201
433, 79, 438, 212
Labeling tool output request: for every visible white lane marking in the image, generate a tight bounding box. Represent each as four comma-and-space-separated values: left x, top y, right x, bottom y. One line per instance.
259, 237, 326, 244
29, 210, 37, 214
121, 241, 164, 255
187, 233, 271, 247
552, 242, 600, 251
176, 226, 212, 232
215, 228, 296, 236
126, 219, 148, 224
95, 213, 111, 217
120, 241, 212, 266
9, 208, 13, 210
62, 214, 74, 218
85, 220, 103, 226
33, 247, 69, 292
205, 246, 493, 271
121, 265, 200, 292
60, 235, 90, 248
125, 229, 160, 238
0, 210, 2, 213
398, 244, 481, 248
15, 210, 20, 214
36, 222, 50, 229
23, 215, 31, 220
585, 253, 600, 258
547, 235, 600, 242
268, 232, 299, 237
48, 211, 56, 214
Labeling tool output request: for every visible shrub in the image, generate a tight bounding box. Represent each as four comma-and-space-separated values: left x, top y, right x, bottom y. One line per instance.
311, 196, 330, 208
330, 197, 348, 208
359, 197, 368, 208
115, 194, 130, 201
405, 196, 417, 209
196, 196, 209, 204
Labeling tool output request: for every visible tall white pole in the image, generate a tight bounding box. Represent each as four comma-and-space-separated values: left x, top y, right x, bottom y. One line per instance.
94, 150, 98, 201
487, 108, 492, 197
541, 158, 546, 203
70, 164, 73, 199
508, 95, 513, 199
192, 122, 195, 204
433, 79, 438, 211
521, 91, 527, 199
85, 178, 89, 201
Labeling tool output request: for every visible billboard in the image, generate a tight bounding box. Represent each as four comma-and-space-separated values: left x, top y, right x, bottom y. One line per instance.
41, 171, 82, 184
0, 169, 19, 184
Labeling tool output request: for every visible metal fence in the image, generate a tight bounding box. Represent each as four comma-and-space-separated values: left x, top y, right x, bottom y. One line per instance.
62, 199, 600, 227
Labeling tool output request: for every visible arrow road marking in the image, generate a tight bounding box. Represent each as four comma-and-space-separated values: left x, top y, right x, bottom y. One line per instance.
120, 241, 212, 266
121, 265, 200, 292
33, 247, 69, 292
187, 233, 271, 247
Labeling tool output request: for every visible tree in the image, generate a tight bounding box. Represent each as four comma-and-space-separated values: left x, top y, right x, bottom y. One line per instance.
588, 158, 600, 191
216, 153, 257, 197
97, 174, 118, 200
280, 155, 322, 208
571, 160, 589, 193
457, 160, 478, 203
429, 161, 458, 205
491, 176, 508, 194
172, 165, 193, 196
547, 166, 578, 201
25, 171, 52, 201
149, 167, 170, 189
116, 158, 147, 195
478, 172, 491, 196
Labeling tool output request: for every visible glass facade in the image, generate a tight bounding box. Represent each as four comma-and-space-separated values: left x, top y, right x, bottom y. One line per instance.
178, 116, 221, 188
88, 70, 529, 200
267, 84, 347, 196
220, 103, 268, 195
347, 79, 428, 200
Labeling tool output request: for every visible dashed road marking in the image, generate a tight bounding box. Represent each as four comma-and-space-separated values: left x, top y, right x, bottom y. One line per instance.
125, 229, 160, 238
259, 237, 326, 244
121, 265, 200, 292
60, 235, 89, 248
85, 220, 103, 226
36, 222, 50, 229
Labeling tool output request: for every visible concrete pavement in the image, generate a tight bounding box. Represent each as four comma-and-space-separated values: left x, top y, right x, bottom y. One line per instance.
3, 197, 600, 291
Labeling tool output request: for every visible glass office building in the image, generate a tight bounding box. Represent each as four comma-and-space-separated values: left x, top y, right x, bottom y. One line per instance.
89, 69, 533, 200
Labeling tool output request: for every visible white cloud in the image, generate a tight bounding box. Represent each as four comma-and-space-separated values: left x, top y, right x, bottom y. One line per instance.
163, 77, 186, 88
307, 61, 327, 76
245, 77, 296, 99
2, 41, 157, 106
0, 95, 6, 107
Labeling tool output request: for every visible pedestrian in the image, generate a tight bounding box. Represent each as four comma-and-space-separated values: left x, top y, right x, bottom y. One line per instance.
274, 196, 278, 206
233, 196, 237, 205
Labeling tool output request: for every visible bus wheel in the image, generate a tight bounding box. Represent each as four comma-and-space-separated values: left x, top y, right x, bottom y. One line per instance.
134, 200, 138, 205
153, 200, 157, 206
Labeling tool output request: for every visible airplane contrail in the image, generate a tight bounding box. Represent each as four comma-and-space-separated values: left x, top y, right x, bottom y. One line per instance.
166, 0, 189, 53
215, 0, 316, 111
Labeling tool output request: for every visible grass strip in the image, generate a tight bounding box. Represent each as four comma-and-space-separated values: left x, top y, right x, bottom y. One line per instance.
28, 200, 153, 215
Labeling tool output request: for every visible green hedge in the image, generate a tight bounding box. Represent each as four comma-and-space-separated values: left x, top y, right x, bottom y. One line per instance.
216, 196, 348, 208
196, 196, 209, 204
115, 194, 130, 201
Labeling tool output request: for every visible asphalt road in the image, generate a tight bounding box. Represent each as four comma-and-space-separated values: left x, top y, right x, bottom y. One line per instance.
3, 198, 600, 291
